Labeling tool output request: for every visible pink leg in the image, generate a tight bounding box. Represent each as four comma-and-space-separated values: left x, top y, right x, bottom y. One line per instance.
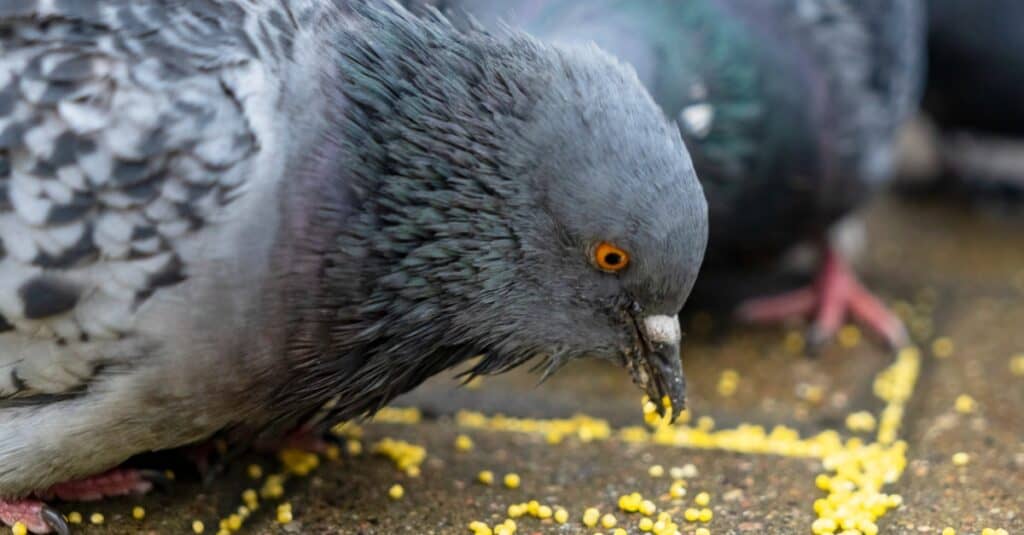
2, 469, 156, 534
0, 500, 67, 534
736, 247, 908, 349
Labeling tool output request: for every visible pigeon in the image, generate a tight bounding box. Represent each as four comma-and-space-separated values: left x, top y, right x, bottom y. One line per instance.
927, 0, 1024, 135
422, 0, 925, 348
0, 1, 708, 532
923, 0, 1024, 196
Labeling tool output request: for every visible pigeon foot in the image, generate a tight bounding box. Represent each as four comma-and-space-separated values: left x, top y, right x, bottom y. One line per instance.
736, 247, 909, 350
0, 500, 69, 535
2, 468, 160, 534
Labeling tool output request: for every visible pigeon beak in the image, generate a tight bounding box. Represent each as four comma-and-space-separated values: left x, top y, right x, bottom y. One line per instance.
627, 314, 687, 420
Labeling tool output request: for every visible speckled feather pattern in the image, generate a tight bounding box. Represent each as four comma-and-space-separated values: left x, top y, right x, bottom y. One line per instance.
0, 0, 335, 496
0, 1, 268, 398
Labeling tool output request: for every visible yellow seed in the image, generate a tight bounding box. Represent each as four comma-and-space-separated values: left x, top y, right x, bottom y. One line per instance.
67, 512, 82, 525
583, 508, 601, 527
639, 500, 656, 516
954, 394, 976, 414
405, 465, 421, 478
952, 452, 970, 466
90, 513, 104, 525
554, 508, 568, 524
503, 473, 520, 489
698, 508, 713, 522
643, 401, 659, 414
648, 464, 665, 477
455, 434, 474, 451
1010, 354, 1024, 376
324, 444, 341, 461
838, 325, 861, 348
696, 529, 711, 535
276, 509, 293, 524
242, 489, 259, 508
812, 518, 837, 534
697, 415, 715, 431
601, 513, 617, 528
932, 337, 954, 358
132, 506, 146, 520
612, 529, 627, 535
797, 383, 825, 404
694, 491, 710, 506
227, 514, 242, 531
784, 330, 806, 355
507, 504, 525, 518
389, 484, 405, 499
192, 520, 205, 533
716, 369, 740, 396
537, 505, 552, 519
639, 517, 654, 531
346, 439, 363, 456
11, 522, 27, 535
477, 470, 494, 485
669, 480, 687, 498
941, 528, 955, 535
617, 494, 637, 512
684, 508, 700, 522
247, 464, 262, 479
845, 411, 877, 433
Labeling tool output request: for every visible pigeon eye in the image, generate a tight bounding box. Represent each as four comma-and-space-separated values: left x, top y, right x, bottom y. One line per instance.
594, 242, 630, 273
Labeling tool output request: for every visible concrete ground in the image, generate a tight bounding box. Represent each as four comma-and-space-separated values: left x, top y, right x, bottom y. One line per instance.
56, 195, 1023, 534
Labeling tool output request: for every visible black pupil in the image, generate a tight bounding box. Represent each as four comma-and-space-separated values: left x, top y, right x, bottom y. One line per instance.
604, 252, 622, 266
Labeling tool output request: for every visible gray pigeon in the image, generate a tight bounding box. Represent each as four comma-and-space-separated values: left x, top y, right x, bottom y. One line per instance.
0, 1, 707, 532
422, 0, 923, 348
923, 0, 1024, 197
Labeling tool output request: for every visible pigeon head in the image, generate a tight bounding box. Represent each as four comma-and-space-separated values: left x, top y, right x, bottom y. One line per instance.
497, 43, 709, 414
290, 4, 706, 423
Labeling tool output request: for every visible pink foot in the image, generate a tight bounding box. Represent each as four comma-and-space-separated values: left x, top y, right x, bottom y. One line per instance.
0, 500, 68, 534
2, 469, 157, 534
736, 247, 909, 349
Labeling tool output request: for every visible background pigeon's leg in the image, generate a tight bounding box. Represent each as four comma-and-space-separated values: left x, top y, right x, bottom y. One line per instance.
0, 500, 68, 534
737, 246, 908, 349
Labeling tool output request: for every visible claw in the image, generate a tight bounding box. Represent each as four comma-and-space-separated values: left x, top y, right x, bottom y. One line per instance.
137, 469, 173, 494
40, 506, 70, 535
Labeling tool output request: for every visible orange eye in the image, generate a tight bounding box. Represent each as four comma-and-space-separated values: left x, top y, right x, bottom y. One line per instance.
594, 242, 630, 272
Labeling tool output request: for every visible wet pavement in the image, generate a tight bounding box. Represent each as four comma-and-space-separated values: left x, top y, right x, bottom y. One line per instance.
56, 195, 1023, 534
